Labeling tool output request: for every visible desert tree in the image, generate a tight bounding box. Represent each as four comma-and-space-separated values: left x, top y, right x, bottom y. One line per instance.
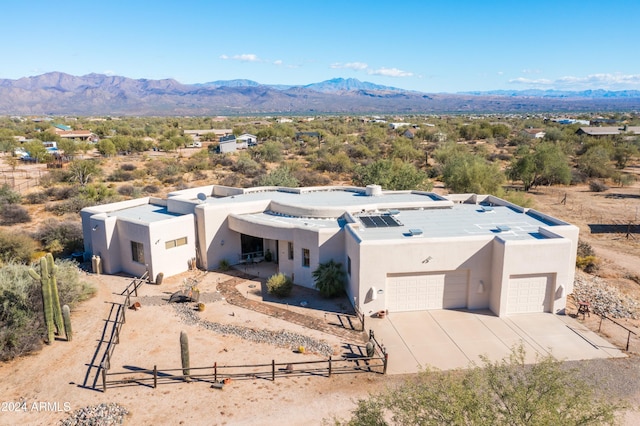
334, 345, 622, 426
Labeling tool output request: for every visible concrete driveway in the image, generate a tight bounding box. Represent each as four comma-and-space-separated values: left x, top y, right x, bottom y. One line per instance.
367, 310, 626, 374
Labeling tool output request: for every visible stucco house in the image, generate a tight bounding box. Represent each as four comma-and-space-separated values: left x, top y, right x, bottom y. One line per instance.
81, 185, 578, 318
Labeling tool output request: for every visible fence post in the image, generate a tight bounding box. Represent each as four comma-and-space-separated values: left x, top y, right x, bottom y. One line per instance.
627, 331, 631, 352
214, 362, 217, 382
153, 365, 157, 389
328, 356, 332, 377
383, 353, 389, 375
115, 323, 120, 344
121, 302, 126, 324
134, 280, 139, 297
101, 364, 107, 392
272, 360, 275, 381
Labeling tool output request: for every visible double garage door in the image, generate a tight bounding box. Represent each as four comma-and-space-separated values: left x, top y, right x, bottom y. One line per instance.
506, 274, 553, 314
387, 271, 468, 312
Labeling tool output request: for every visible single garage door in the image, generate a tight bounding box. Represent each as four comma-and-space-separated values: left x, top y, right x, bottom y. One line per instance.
386, 271, 468, 312
506, 274, 552, 314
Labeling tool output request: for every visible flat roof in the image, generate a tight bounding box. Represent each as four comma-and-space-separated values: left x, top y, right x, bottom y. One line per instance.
353, 204, 556, 241
108, 204, 183, 223
203, 188, 446, 210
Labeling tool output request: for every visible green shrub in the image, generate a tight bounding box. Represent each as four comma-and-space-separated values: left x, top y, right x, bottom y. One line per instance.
0, 230, 37, 264
312, 260, 346, 298
0, 204, 31, 225
33, 219, 83, 256
266, 273, 293, 297
0, 184, 21, 204
218, 259, 230, 271
24, 191, 48, 204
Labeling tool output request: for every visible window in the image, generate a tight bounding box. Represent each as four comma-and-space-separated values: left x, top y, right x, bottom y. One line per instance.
131, 241, 145, 264
347, 256, 351, 276
165, 237, 187, 249
288, 242, 294, 260
302, 248, 310, 267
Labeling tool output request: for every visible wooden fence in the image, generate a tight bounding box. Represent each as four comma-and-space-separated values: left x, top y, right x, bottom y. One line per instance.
598, 314, 639, 352
99, 272, 148, 372
102, 355, 386, 391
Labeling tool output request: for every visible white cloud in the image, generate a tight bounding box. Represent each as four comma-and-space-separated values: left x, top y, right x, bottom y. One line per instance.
509, 73, 640, 90
521, 69, 542, 74
234, 54, 260, 62
219, 54, 261, 62
273, 60, 283, 66
103, 70, 115, 76
331, 62, 368, 70
368, 67, 413, 78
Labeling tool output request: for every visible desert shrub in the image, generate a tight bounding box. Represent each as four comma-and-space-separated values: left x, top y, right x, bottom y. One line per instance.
120, 163, 137, 171
38, 169, 72, 187
0, 204, 31, 225
501, 190, 535, 208
293, 169, 331, 187
218, 259, 230, 271
266, 273, 293, 297
117, 185, 135, 196
45, 197, 95, 215
24, 191, 48, 204
588, 180, 609, 192
46, 185, 79, 201
0, 184, 21, 204
0, 231, 37, 264
33, 219, 83, 255
107, 169, 133, 182
142, 185, 160, 194
576, 241, 599, 273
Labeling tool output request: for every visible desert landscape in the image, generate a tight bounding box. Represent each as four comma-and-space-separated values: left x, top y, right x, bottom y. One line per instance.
2, 154, 640, 425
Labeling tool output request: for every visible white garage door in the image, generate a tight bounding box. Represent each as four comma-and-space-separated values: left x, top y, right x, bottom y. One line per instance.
387, 271, 468, 312
506, 274, 552, 314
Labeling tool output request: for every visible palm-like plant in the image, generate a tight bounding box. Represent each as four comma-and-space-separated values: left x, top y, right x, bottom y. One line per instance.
312, 259, 346, 298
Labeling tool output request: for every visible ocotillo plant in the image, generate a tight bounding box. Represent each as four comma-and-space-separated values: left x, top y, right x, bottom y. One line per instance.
29, 256, 54, 344
180, 331, 190, 382
46, 253, 64, 336
62, 304, 72, 342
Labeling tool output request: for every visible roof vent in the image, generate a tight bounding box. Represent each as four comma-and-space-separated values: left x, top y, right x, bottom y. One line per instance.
408, 228, 424, 236
388, 209, 400, 216
496, 225, 511, 232
365, 184, 382, 197
481, 205, 494, 212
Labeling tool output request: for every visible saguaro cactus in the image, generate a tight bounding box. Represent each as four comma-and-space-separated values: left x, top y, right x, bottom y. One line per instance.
62, 304, 72, 342
180, 331, 190, 382
46, 253, 64, 336
29, 253, 64, 343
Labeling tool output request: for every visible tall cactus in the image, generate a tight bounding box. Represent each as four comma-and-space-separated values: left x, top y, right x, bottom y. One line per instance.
180, 331, 191, 382
29, 253, 64, 344
46, 253, 64, 336
62, 304, 72, 342
29, 256, 54, 344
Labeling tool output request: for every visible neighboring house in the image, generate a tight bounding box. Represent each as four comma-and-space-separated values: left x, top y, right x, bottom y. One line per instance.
81, 185, 578, 318
521, 128, 546, 139
236, 133, 258, 147
218, 134, 247, 153
183, 129, 232, 138
390, 122, 411, 130
53, 123, 72, 132
57, 130, 98, 142
576, 126, 640, 137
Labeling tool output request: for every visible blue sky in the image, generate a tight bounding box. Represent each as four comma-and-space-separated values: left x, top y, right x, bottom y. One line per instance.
2, 0, 639, 93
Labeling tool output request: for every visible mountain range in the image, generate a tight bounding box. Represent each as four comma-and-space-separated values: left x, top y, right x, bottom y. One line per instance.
1, 72, 639, 116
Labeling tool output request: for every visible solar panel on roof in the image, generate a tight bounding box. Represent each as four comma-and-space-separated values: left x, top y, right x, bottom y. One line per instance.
359, 214, 402, 228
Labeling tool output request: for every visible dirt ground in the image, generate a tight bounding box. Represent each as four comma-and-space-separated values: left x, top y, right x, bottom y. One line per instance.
2, 156, 640, 424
